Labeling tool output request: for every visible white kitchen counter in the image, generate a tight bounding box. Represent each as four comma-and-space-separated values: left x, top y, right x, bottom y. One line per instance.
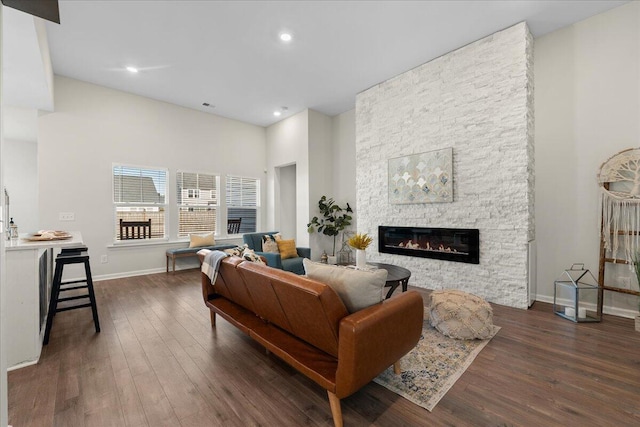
6, 231, 83, 251
5, 232, 84, 369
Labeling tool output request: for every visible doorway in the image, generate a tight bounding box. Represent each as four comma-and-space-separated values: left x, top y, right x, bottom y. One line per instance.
276, 164, 296, 239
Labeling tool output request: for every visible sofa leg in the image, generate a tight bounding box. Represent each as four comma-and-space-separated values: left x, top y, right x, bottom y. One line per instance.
327, 391, 343, 427
210, 311, 216, 327
393, 361, 402, 375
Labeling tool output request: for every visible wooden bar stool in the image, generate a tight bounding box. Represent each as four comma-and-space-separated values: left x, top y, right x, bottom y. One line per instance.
43, 246, 100, 345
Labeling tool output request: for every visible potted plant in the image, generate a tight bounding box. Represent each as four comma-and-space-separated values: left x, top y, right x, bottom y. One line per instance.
348, 233, 373, 269
307, 196, 353, 258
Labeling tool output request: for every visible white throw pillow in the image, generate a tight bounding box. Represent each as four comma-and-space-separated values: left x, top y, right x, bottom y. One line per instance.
261, 234, 280, 253
303, 259, 387, 313
189, 232, 215, 248
242, 247, 265, 264
224, 244, 248, 257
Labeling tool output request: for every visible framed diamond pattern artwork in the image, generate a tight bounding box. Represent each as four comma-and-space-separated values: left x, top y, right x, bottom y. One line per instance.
388, 148, 453, 204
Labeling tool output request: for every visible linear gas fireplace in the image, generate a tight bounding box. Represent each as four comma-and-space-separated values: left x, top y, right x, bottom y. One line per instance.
379, 226, 479, 264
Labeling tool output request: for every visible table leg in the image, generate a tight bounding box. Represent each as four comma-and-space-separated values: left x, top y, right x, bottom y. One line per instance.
385, 281, 400, 299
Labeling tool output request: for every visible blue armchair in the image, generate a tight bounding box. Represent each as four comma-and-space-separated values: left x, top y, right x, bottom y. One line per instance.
243, 231, 311, 275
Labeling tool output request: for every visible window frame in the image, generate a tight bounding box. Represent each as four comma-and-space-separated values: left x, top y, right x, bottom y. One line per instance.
176, 170, 221, 238
225, 174, 260, 236
112, 163, 169, 242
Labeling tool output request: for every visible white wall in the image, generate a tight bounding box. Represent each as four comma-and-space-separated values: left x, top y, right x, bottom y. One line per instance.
3, 138, 38, 233
265, 109, 338, 258
356, 23, 534, 309
535, 1, 640, 316
38, 76, 266, 278
308, 110, 338, 256
331, 109, 356, 228
277, 164, 297, 239
266, 109, 309, 245
2, 106, 39, 235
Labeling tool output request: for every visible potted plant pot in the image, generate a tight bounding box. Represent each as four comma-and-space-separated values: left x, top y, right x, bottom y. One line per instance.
356, 249, 366, 269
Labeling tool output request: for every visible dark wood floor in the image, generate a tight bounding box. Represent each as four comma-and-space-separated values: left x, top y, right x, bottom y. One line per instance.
8, 269, 640, 426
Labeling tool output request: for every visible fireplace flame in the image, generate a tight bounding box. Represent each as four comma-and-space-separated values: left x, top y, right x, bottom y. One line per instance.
397, 239, 462, 254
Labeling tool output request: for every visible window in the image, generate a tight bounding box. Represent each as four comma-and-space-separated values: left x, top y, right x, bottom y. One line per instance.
177, 171, 219, 237
226, 175, 259, 234
113, 165, 167, 240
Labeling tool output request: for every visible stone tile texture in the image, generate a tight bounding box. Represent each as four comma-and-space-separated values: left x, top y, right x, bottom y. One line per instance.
355, 23, 534, 309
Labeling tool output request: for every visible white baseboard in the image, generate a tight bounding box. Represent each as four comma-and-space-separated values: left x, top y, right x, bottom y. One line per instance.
535, 294, 639, 319
7, 359, 37, 371
92, 265, 199, 281
92, 267, 168, 281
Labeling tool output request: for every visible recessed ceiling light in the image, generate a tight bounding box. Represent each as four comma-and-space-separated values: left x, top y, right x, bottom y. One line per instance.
126, 66, 139, 73
279, 33, 292, 42
273, 106, 288, 117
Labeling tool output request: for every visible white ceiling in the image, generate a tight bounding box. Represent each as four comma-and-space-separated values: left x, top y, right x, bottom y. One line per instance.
38, 0, 629, 127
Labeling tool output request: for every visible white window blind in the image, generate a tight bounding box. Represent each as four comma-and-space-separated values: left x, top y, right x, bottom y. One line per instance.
226, 175, 259, 234
177, 171, 219, 237
113, 165, 167, 240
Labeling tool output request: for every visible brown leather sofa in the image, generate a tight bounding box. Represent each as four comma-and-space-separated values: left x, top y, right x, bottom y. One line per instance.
199, 255, 424, 427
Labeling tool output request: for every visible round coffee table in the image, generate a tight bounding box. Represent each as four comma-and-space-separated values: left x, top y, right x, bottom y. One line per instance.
367, 262, 411, 299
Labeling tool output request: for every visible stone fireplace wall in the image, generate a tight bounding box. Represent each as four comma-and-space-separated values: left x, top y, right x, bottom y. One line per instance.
355, 23, 534, 309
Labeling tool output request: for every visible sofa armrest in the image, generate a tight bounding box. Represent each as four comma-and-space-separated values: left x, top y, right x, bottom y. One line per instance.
197, 253, 215, 303
296, 247, 311, 259
255, 251, 283, 269
334, 290, 424, 398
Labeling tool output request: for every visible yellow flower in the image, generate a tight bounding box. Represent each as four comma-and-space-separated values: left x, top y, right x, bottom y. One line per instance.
348, 233, 373, 250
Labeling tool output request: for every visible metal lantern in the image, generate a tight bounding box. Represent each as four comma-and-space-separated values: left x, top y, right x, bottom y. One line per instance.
337, 232, 354, 265
553, 263, 602, 323
337, 241, 353, 265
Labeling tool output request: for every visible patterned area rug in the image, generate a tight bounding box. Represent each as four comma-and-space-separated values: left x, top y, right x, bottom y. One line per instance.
373, 314, 500, 412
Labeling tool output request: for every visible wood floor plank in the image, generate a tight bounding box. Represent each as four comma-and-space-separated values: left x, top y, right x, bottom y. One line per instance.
9, 268, 640, 426
53, 359, 84, 427
112, 367, 148, 427
80, 356, 125, 426
112, 316, 152, 377
132, 370, 180, 427
25, 351, 61, 426
162, 338, 247, 426
181, 342, 279, 426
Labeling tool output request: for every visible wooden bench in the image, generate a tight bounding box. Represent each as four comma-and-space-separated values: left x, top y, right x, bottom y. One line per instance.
166, 244, 236, 273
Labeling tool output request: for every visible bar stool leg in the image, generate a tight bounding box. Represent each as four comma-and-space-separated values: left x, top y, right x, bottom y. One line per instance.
84, 259, 100, 333
43, 260, 64, 345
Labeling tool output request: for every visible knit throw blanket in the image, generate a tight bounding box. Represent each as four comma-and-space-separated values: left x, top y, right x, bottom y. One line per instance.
199, 249, 229, 283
